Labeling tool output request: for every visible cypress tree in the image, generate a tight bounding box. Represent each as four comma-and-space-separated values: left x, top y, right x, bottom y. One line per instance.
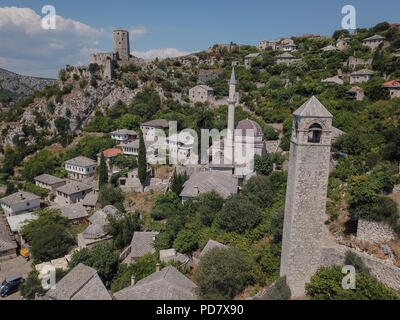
138, 131, 147, 186
99, 152, 108, 187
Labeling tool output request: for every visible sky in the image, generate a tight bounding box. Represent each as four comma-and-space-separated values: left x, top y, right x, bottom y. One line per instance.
0, 0, 399, 78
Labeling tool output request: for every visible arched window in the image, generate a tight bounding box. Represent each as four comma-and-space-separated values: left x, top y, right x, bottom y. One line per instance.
308, 123, 322, 143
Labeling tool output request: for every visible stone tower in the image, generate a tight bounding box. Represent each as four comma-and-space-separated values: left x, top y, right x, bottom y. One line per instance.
113, 29, 130, 62
280, 96, 333, 298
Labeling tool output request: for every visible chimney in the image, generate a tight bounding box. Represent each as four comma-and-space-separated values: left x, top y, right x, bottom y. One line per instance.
131, 275, 136, 286
193, 186, 199, 196
156, 263, 161, 272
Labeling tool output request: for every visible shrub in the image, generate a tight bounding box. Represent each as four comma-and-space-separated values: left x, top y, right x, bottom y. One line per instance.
266, 276, 291, 300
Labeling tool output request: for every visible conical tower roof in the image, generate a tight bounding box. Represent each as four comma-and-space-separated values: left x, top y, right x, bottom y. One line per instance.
293, 96, 333, 118
230, 68, 236, 85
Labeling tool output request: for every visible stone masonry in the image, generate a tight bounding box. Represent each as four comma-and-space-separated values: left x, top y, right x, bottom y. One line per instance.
280, 96, 333, 298
357, 218, 397, 243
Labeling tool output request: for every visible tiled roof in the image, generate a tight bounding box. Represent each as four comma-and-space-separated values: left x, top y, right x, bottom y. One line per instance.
180, 171, 238, 199
46, 263, 111, 300
6, 212, 38, 233
0, 191, 40, 206
114, 266, 197, 300
34, 174, 65, 185
65, 156, 97, 167
383, 80, 400, 87
56, 181, 92, 195
347, 86, 364, 92
277, 52, 294, 58
191, 85, 214, 91
82, 224, 105, 239
101, 148, 123, 158
0, 215, 17, 252
140, 119, 169, 128
293, 96, 333, 118
131, 231, 159, 259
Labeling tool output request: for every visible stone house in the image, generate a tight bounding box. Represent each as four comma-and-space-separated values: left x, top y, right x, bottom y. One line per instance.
110, 129, 137, 143
198, 69, 223, 83
244, 53, 262, 68
321, 76, 343, 85
350, 69, 374, 84
180, 171, 238, 201
0, 215, 17, 261
189, 85, 214, 103
130, 231, 159, 263
34, 174, 66, 191
347, 56, 372, 70
336, 37, 351, 50
321, 45, 337, 52
362, 34, 386, 50
6, 212, 38, 246
282, 38, 297, 52
276, 52, 297, 65
159, 248, 189, 267
121, 139, 153, 157
65, 156, 97, 181
51, 203, 88, 222
55, 181, 93, 206
347, 86, 365, 101
97, 148, 123, 173
258, 40, 280, 51
43, 263, 111, 300
383, 80, 400, 99
140, 119, 169, 142
0, 191, 40, 216
113, 265, 197, 300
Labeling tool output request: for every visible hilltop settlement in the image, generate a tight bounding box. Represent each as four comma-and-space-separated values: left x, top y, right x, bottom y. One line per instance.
0, 22, 400, 300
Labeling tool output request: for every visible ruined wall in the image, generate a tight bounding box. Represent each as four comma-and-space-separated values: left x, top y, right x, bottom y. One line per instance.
357, 218, 397, 243
321, 245, 400, 293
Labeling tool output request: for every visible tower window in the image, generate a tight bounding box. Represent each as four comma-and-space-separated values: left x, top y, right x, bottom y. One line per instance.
308, 123, 322, 143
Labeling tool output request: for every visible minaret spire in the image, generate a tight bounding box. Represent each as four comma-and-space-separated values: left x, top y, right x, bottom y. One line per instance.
226, 68, 236, 164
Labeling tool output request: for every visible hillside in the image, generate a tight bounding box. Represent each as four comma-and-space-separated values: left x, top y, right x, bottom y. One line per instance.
0, 67, 55, 97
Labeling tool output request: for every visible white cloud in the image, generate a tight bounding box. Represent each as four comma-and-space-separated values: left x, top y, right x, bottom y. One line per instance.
132, 48, 192, 60
0, 6, 103, 78
129, 26, 148, 39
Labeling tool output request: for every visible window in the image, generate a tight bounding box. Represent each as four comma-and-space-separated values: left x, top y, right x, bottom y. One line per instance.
308, 123, 322, 143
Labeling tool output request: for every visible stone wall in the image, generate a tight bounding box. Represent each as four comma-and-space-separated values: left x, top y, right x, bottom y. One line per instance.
357, 218, 396, 243
321, 245, 400, 292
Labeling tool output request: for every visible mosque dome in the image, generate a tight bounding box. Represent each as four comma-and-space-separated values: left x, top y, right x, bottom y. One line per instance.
235, 119, 264, 136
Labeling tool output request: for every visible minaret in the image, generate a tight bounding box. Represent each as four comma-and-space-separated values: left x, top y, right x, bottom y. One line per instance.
280, 96, 333, 298
227, 68, 236, 136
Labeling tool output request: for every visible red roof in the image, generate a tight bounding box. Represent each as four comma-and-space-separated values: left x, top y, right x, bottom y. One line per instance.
390, 23, 400, 27
102, 148, 123, 157
383, 80, 400, 87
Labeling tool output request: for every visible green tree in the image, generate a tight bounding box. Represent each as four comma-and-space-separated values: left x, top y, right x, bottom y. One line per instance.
21, 149, 60, 181
173, 229, 199, 254
98, 183, 125, 211
217, 194, 262, 233
306, 265, 398, 300
69, 241, 119, 286
197, 190, 224, 226
138, 131, 147, 186
106, 211, 140, 249
30, 224, 76, 263
254, 154, 274, 176
170, 171, 189, 196
98, 152, 108, 187
19, 270, 45, 300
194, 248, 252, 299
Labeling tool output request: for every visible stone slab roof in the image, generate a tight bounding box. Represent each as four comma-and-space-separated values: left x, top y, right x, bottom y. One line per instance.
277, 52, 294, 59
0, 215, 17, 252
0, 191, 40, 206
321, 45, 338, 51
6, 212, 38, 233
245, 53, 262, 59
351, 69, 374, 76
46, 263, 111, 300
140, 119, 169, 128
111, 129, 137, 136
88, 205, 119, 226
65, 156, 97, 167
363, 34, 385, 41
160, 248, 189, 264
131, 231, 159, 259
293, 96, 333, 118
199, 239, 229, 260
50, 203, 88, 220
56, 181, 92, 195
180, 171, 238, 199
113, 266, 197, 300
34, 174, 66, 186
82, 192, 98, 207
321, 76, 344, 85
82, 224, 105, 239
